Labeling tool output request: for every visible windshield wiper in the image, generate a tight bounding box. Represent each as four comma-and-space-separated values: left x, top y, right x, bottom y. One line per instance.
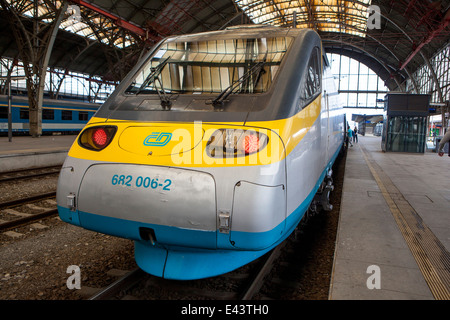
154, 77, 173, 110
133, 56, 170, 96
134, 56, 174, 109
210, 59, 267, 110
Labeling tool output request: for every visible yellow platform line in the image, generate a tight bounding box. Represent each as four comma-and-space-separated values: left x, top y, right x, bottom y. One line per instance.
359, 144, 450, 300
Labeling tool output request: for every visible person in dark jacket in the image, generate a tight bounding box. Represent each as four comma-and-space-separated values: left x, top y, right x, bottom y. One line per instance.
438, 130, 450, 157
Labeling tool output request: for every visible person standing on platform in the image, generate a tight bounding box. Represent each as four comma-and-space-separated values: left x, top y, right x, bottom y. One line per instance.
347, 127, 353, 147
438, 130, 450, 157
353, 126, 358, 143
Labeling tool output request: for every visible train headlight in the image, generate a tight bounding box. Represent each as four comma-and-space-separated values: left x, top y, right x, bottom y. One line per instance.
244, 134, 260, 154
206, 129, 268, 158
78, 126, 117, 151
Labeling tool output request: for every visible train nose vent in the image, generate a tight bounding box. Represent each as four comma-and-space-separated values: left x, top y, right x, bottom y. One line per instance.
139, 227, 157, 245
66, 193, 76, 211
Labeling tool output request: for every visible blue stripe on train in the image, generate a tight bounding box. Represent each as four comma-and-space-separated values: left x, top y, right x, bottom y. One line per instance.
58, 143, 343, 279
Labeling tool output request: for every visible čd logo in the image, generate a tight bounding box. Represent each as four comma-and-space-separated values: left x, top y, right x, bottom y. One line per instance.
144, 132, 172, 147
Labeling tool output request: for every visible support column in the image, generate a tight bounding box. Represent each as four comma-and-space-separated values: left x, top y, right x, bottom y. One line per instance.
0, 0, 68, 137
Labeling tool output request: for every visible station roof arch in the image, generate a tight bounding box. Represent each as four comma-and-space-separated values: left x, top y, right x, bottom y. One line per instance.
1, 0, 449, 92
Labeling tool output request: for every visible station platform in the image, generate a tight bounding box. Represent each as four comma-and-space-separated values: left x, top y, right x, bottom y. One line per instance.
329, 135, 450, 300
0, 135, 77, 172
2, 133, 449, 300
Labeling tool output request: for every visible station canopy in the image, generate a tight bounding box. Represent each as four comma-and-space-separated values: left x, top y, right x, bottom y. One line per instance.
1, 0, 449, 90
235, 0, 372, 37
3, 0, 138, 48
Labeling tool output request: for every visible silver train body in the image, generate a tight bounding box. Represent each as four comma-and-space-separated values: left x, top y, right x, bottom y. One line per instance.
57, 26, 344, 280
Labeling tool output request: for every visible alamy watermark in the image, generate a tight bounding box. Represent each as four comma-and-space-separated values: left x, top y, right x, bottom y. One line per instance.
66, 264, 382, 291
67, 5, 82, 24
139, 121, 283, 169
66, 265, 81, 290
366, 265, 381, 290
66, 4, 381, 31
367, 5, 381, 30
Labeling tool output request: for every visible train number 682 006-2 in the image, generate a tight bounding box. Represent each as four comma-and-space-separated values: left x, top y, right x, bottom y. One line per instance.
111, 174, 172, 191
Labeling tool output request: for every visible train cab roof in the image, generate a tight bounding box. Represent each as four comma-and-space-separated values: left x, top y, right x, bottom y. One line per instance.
96, 26, 324, 124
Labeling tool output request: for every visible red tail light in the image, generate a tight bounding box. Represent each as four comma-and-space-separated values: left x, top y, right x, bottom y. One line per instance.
243, 135, 260, 154
78, 126, 117, 151
92, 128, 108, 148
206, 129, 268, 158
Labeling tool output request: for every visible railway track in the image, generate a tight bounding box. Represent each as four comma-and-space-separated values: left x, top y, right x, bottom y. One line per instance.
86, 149, 345, 301
0, 165, 61, 183
0, 165, 61, 232
0, 192, 58, 232
87, 229, 295, 300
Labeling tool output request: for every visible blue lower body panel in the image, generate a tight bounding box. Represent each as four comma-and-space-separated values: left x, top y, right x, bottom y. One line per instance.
134, 185, 316, 280
58, 180, 312, 280
58, 145, 342, 280
58, 206, 286, 279
135, 242, 273, 280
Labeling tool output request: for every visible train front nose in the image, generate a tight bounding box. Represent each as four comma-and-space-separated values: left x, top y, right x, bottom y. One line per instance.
58, 122, 218, 249
76, 164, 217, 248
57, 120, 288, 279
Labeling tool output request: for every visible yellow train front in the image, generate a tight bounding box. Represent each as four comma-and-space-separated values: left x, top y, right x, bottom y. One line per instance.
56, 25, 344, 280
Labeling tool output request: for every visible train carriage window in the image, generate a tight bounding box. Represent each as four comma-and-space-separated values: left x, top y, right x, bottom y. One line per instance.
20, 108, 29, 119
62, 110, 72, 120
43, 109, 54, 120
302, 47, 322, 104
79, 111, 88, 121
0, 107, 7, 119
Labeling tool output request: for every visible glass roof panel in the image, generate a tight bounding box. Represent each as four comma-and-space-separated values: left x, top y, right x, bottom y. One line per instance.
235, 0, 373, 37
6, 0, 136, 48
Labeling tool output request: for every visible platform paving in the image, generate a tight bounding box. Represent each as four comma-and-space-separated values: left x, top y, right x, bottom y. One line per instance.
329, 135, 450, 300
2, 133, 449, 300
0, 134, 76, 155
0, 135, 77, 172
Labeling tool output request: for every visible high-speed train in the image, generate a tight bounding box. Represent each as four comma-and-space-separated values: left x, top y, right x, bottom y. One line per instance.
0, 95, 98, 133
57, 25, 344, 280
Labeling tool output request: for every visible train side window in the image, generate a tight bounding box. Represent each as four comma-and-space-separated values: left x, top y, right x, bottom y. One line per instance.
20, 108, 29, 119
62, 110, 72, 120
43, 109, 54, 120
79, 111, 88, 121
0, 107, 7, 119
301, 47, 321, 103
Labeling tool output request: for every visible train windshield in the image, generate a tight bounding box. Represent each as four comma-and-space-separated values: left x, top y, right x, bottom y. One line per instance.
125, 37, 292, 96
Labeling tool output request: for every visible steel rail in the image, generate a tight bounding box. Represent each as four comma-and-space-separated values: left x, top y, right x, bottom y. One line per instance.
0, 192, 56, 209
88, 268, 146, 300
0, 170, 60, 183
240, 241, 287, 300
0, 208, 58, 231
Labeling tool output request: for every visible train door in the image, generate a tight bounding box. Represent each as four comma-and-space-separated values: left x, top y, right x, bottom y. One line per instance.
322, 54, 332, 169
324, 90, 330, 166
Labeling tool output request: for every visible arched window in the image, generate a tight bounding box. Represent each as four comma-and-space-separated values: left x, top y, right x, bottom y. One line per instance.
327, 53, 388, 110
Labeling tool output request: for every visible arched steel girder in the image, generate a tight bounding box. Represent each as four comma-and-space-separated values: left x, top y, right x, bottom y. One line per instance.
260, 4, 435, 97
219, 12, 246, 30
277, 10, 370, 30
319, 22, 402, 62
324, 39, 403, 90
317, 21, 418, 92
377, 10, 444, 102
296, 14, 427, 95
